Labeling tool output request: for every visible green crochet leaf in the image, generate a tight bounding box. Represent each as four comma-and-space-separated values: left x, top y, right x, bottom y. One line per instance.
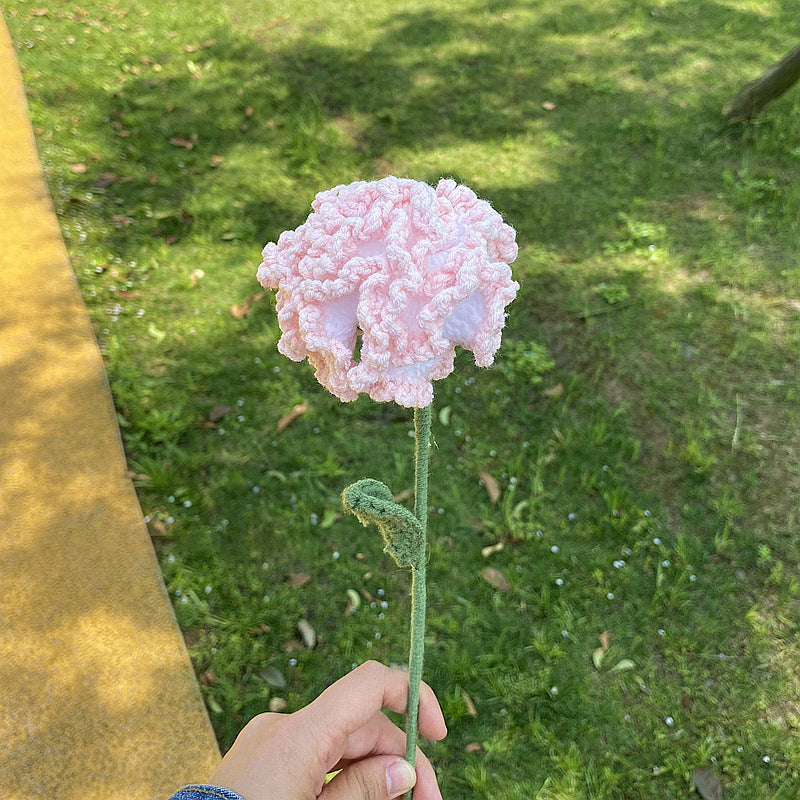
342, 478, 424, 568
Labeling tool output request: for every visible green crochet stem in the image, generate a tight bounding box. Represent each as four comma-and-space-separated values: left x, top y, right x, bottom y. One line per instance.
405, 403, 431, 789
340, 403, 432, 800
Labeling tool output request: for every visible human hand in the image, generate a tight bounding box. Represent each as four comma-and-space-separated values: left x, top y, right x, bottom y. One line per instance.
208, 660, 448, 800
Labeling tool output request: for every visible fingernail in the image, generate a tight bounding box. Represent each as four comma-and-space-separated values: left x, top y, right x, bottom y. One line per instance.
386, 758, 416, 796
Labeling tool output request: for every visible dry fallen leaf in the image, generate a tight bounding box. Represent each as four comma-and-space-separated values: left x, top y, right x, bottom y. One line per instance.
282, 639, 304, 653
93, 171, 117, 187
199, 669, 216, 686
693, 767, 723, 800
481, 542, 505, 558
541, 100, 557, 110
70, 163, 88, 174
545, 383, 564, 398
277, 403, 308, 434
28, 8, 50, 17
208, 404, 231, 422
289, 572, 311, 588
268, 697, 287, 712
189, 268, 205, 287
461, 689, 478, 718
209, 155, 225, 167
465, 742, 484, 754
480, 567, 510, 591
344, 588, 361, 618
230, 292, 265, 319
599, 630, 611, 652
392, 488, 413, 503
170, 136, 195, 149
478, 471, 502, 504
297, 619, 317, 649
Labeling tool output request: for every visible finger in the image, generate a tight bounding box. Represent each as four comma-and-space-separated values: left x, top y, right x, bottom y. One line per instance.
331, 714, 442, 800
321, 755, 417, 800
301, 661, 447, 743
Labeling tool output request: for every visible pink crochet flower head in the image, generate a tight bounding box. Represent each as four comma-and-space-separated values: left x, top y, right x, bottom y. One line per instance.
257, 177, 519, 408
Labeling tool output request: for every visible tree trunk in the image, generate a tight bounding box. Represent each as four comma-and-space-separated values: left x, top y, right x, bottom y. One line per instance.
722, 40, 800, 122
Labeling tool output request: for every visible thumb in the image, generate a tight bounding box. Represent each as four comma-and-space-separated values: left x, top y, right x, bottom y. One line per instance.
320, 756, 417, 800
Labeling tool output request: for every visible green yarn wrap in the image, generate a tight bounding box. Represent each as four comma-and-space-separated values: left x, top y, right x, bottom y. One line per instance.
342, 478, 425, 568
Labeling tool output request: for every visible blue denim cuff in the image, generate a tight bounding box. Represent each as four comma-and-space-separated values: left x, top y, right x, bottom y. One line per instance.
168, 786, 246, 800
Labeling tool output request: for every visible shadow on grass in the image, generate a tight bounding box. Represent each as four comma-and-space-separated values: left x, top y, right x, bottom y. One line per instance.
14, 0, 800, 792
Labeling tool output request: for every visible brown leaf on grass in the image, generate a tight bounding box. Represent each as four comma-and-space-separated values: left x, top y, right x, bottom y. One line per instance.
170, 136, 195, 149
481, 541, 505, 558
230, 292, 265, 319
693, 767, 723, 800
28, 8, 50, 17
282, 640, 304, 653
541, 100, 557, 111
268, 697, 287, 712
297, 619, 316, 649
545, 383, 564, 398
599, 631, 611, 652
277, 403, 308, 434
289, 572, 311, 588
480, 567, 510, 591
199, 669, 217, 686
164, 234, 180, 246
478, 471, 502, 504
185, 38, 217, 52
209, 155, 225, 167
70, 163, 88, 174
461, 689, 478, 718
245, 106, 254, 118
209, 405, 232, 422
195, 420, 217, 429
124, 470, 151, 482
93, 171, 118, 188
392, 488, 413, 503
465, 742, 484, 754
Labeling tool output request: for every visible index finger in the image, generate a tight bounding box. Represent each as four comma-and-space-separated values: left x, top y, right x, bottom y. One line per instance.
302, 660, 447, 742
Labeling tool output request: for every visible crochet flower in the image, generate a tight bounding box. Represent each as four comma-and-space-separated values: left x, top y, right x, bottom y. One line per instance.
257, 176, 519, 407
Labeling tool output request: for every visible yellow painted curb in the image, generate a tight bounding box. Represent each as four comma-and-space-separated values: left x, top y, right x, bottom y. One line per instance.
0, 14, 220, 800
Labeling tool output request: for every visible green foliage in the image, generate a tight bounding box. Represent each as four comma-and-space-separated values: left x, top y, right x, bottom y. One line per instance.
6, 0, 800, 797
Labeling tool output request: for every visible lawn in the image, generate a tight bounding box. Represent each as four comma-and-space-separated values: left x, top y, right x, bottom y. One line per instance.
5, 0, 800, 796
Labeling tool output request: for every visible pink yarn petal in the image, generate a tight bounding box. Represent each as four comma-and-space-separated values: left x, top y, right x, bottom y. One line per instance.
257, 177, 518, 407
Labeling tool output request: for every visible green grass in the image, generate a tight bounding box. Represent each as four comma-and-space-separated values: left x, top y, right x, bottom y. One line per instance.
6, 0, 800, 796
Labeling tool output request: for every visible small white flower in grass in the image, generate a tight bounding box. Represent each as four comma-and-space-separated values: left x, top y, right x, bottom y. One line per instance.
490, 450, 497, 457
607, 592, 615, 600
218, 428, 225, 435
288, 658, 297, 667
536, 529, 543, 538
236, 399, 244, 406
310, 513, 319, 525
183, 500, 192, 508
658, 629, 666, 636
550, 686, 558, 696
375, 631, 381, 640
624, 714, 631, 721
144, 515, 151, 523
561, 630, 569, 638
168, 555, 175, 563
555, 578, 564, 587
662, 560, 670, 568
653, 537, 662, 546
332, 550, 340, 559
262, 561, 269, 570
205, 585, 212, 594
613, 560, 626, 569
237, 415, 245, 422
381, 601, 388, 609
763, 756, 770, 764
665, 716, 674, 726
253, 486, 260, 493
378, 589, 385, 597
623, 547, 632, 556
568, 512, 576, 521
652, 766, 660, 774
690, 574, 697, 582
465, 435, 472, 442
180, 595, 188, 604
175, 589, 182, 597
168, 495, 175, 503
551, 545, 559, 554
644, 509, 651, 517
166, 516, 174, 524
